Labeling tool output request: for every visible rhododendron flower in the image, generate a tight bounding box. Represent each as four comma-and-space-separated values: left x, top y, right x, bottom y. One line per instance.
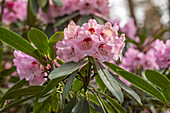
152, 39, 170, 69
55, 19, 125, 63
38, 0, 110, 24
121, 18, 137, 39
0, 0, 27, 24
13, 50, 46, 85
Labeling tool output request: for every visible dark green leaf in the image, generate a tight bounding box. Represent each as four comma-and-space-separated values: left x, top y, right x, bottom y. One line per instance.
0, 94, 37, 113
6, 79, 28, 93
49, 60, 88, 80
62, 96, 77, 113
30, 0, 39, 15
0, 26, 37, 58
97, 91, 127, 113
28, 28, 48, 54
162, 88, 170, 103
78, 16, 92, 26
103, 62, 167, 104
72, 98, 90, 113
53, 0, 62, 7
145, 69, 170, 89
62, 71, 77, 103
73, 79, 83, 93
44, 23, 55, 38
40, 77, 63, 98
1, 86, 43, 100
27, 0, 36, 26
48, 31, 64, 59
102, 100, 115, 113
94, 60, 123, 103
93, 63, 106, 92
54, 12, 79, 27
42, 0, 49, 13
37, 0, 48, 8
50, 93, 59, 112
112, 75, 142, 105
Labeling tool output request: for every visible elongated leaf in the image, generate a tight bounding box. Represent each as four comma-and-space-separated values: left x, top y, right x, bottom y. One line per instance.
27, 0, 36, 26
112, 75, 142, 105
48, 31, 64, 59
50, 93, 59, 112
73, 79, 83, 93
72, 98, 90, 113
62, 96, 77, 113
1, 86, 43, 100
78, 16, 92, 26
37, 0, 47, 8
87, 92, 106, 113
28, 28, 48, 54
53, 0, 62, 7
49, 31, 64, 49
97, 91, 126, 113
30, 0, 39, 15
6, 79, 28, 93
102, 100, 115, 113
103, 62, 167, 104
40, 77, 63, 98
145, 69, 170, 89
0, 94, 37, 113
93, 63, 106, 92
49, 60, 88, 80
94, 60, 123, 103
54, 12, 79, 27
162, 88, 170, 103
62, 71, 77, 103
0, 27, 36, 58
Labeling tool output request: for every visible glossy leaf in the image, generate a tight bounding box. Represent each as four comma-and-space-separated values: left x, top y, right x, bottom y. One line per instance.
62, 71, 77, 103
50, 93, 59, 112
62, 96, 77, 113
1, 86, 43, 101
0, 94, 37, 113
30, 0, 39, 15
28, 28, 48, 54
0, 27, 36, 58
94, 60, 124, 103
112, 75, 142, 105
162, 88, 170, 103
37, 0, 48, 8
102, 100, 115, 113
53, 0, 62, 7
145, 69, 170, 89
103, 62, 166, 104
97, 91, 127, 113
27, 0, 36, 26
93, 63, 106, 92
49, 60, 88, 80
73, 79, 83, 93
72, 98, 90, 113
6, 79, 28, 93
78, 16, 92, 26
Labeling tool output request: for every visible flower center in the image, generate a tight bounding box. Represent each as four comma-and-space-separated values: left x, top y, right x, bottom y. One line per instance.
82, 37, 92, 50
98, 44, 108, 56
88, 28, 95, 34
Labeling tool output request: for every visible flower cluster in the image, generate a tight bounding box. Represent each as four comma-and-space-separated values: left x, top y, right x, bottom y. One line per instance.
0, 0, 27, 24
56, 19, 125, 63
120, 39, 170, 72
39, 0, 109, 24
13, 50, 46, 85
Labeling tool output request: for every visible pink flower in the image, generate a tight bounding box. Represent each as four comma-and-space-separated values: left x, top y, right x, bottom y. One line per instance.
120, 47, 144, 72
121, 18, 137, 39
13, 50, 46, 85
0, 0, 27, 24
142, 49, 159, 70
152, 39, 170, 69
55, 19, 125, 63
